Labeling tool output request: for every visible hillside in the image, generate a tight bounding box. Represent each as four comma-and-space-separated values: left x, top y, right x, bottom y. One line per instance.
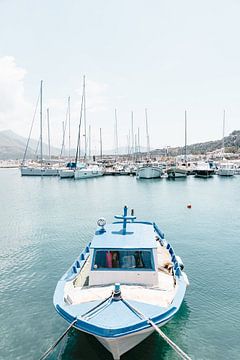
151, 130, 240, 156
0, 130, 61, 160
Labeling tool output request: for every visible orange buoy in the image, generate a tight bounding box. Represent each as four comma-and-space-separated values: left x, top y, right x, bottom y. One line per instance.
187, 204, 192, 209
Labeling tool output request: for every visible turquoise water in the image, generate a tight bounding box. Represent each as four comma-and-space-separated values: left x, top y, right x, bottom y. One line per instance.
0, 169, 239, 360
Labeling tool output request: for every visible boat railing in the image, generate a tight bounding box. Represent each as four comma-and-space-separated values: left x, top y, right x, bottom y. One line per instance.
64, 242, 91, 281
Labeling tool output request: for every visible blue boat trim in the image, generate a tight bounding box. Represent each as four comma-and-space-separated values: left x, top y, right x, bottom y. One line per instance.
55, 304, 177, 338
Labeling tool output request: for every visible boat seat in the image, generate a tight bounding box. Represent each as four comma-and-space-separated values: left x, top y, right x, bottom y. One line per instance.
121, 255, 136, 268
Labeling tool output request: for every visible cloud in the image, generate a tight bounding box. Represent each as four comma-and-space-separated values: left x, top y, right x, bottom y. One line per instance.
0, 56, 32, 129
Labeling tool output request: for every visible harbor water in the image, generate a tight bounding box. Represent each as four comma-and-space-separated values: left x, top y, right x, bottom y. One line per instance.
0, 169, 239, 360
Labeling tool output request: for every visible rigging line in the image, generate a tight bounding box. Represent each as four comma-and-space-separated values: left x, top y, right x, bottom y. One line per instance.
80, 293, 113, 319
22, 93, 40, 165
38, 319, 77, 360
121, 299, 191, 360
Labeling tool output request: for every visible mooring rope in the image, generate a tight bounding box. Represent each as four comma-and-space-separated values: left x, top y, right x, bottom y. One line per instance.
121, 298, 191, 360
38, 319, 77, 360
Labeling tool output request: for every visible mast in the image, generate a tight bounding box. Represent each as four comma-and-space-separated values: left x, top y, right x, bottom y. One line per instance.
99, 127, 103, 159
62, 121, 65, 157
68, 96, 71, 159
138, 127, 140, 153
75, 78, 85, 164
131, 111, 134, 158
184, 110, 187, 163
47, 108, 51, 160
115, 109, 119, 158
145, 108, 150, 158
222, 109, 225, 159
83, 75, 87, 162
88, 125, 91, 159
40, 80, 43, 164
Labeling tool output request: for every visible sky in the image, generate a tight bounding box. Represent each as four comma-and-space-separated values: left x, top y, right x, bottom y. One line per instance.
0, 0, 240, 153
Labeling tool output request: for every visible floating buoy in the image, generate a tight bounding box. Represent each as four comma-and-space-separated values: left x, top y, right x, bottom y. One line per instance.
187, 204, 192, 209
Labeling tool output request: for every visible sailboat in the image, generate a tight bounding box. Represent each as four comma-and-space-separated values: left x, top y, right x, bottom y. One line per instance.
137, 109, 163, 179
53, 206, 189, 359
74, 77, 104, 180
166, 111, 188, 179
20, 81, 59, 176
217, 110, 235, 176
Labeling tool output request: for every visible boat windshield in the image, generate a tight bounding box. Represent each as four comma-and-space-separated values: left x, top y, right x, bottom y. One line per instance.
93, 250, 153, 270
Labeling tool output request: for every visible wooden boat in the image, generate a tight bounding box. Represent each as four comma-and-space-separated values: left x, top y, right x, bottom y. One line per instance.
53, 206, 189, 359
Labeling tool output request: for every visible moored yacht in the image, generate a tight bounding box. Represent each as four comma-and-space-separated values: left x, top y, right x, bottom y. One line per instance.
74, 164, 104, 179
217, 162, 235, 176
166, 166, 187, 179
137, 163, 163, 179
54, 206, 189, 359
194, 162, 215, 178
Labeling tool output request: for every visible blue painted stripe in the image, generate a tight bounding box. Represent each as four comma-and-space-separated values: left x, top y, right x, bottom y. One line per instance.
55, 304, 177, 338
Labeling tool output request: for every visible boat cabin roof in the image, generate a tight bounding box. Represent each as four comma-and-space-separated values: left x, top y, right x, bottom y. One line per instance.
90, 222, 157, 250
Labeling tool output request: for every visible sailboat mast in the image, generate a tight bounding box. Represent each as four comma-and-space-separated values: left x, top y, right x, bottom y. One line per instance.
100, 127, 103, 159
131, 111, 134, 158
68, 96, 71, 159
83, 75, 87, 162
184, 110, 187, 163
47, 108, 51, 160
222, 109, 225, 159
75, 78, 85, 164
88, 125, 91, 159
145, 109, 150, 158
40, 80, 43, 164
115, 109, 119, 158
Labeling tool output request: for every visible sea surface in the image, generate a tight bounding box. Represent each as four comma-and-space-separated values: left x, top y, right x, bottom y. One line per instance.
0, 169, 239, 360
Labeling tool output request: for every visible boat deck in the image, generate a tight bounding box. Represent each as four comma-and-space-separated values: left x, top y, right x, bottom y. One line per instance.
64, 242, 176, 308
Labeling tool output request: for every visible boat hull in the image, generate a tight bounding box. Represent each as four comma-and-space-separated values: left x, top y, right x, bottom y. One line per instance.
95, 318, 170, 359
167, 168, 187, 178
137, 166, 162, 179
74, 169, 104, 179
59, 169, 75, 178
20, 167, 59, 176
217, 169, 235, 176
194, 170, 214, 178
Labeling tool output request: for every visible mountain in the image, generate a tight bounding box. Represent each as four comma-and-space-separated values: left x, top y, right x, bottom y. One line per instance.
1, 129, 240, 160
150, 130, 240, 157
0, 130, 61, 160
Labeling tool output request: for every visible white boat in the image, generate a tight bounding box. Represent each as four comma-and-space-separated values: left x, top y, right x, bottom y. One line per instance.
217, 162, 235, 176
53, 206, 189, 359
137, 164, 163, 179
166, 166, 187, 179
194, 162, 215, 178
74, 165, 104, 179
59, 169, 75, 178
21, 165, 59, 176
